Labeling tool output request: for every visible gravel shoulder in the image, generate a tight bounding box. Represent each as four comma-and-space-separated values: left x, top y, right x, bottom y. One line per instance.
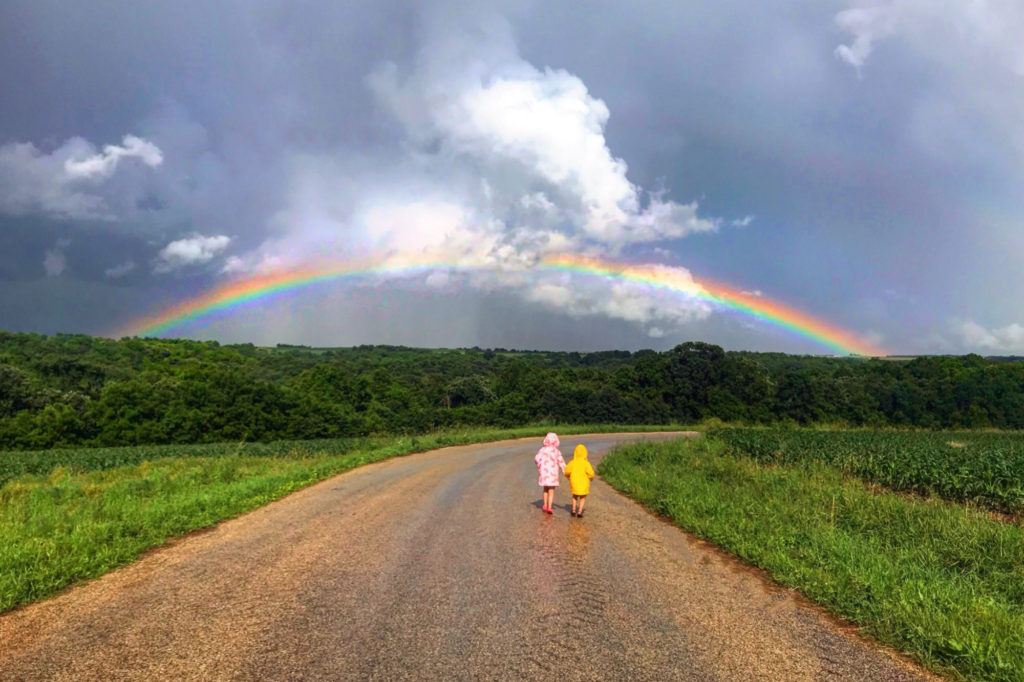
0, 433, 937, 681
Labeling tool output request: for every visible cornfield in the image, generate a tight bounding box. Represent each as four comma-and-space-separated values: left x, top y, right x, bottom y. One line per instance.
0, 438, 376, 487
710, 428, 1024, 513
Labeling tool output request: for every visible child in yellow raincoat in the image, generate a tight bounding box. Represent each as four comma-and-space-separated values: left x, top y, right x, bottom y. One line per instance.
563, 444, 595, 517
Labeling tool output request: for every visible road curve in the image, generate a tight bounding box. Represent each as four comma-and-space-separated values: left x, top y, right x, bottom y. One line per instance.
0, 433, 935, 681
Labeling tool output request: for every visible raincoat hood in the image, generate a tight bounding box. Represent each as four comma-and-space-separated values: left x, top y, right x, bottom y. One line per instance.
564, 443, 595, 496
535, 433, 565, 488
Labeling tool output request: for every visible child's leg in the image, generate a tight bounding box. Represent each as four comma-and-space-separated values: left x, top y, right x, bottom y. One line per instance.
578, 495, 587, 513
543, 486, 553, 508
571, 495, 579, 513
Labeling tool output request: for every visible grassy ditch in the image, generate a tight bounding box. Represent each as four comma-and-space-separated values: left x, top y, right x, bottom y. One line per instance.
0, 424, 677, 614
599, 436, 1024, 682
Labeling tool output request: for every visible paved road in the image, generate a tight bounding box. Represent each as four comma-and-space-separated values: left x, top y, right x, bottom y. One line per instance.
0, 433, 935, 681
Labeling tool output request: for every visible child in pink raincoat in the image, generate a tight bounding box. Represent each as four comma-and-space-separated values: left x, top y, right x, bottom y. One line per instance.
534, 432, 566, 514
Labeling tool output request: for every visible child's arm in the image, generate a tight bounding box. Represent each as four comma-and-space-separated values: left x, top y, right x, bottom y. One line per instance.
586, 462, 595, 479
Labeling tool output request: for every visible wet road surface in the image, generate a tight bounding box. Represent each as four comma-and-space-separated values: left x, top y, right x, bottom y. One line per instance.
0, 433, 936, 681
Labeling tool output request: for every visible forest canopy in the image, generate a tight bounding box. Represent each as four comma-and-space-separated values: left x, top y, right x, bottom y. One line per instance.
2, 331, 1023, 450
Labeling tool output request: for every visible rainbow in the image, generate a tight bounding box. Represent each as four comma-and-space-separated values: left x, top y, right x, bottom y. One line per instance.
546, 254, 883, 355
114, 254, 885, 356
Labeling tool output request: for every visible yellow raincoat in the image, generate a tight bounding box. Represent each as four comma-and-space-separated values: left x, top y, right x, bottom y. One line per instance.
563, 444, 596, 496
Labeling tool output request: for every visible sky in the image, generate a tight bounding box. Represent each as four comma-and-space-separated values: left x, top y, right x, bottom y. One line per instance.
1, 0, 1023, 354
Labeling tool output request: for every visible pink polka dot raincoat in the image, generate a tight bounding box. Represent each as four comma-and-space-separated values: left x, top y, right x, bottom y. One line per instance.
534, 432, 566, 487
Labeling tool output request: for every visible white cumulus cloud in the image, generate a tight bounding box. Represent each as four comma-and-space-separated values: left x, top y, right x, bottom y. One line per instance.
156, 234, 231, 272
63, 135, 163, 181
226, 17, 722, 341
954, 319, 1024, 353
104, 260, 137, 279
221, 256, 247, 274
833, 5, 898, 73
0, 134, 163, 220
522, 265, 712, 337
834, 1, 1024, 75
366, 23, 718, 255
42, 238, 71, 277
43, 249, 66, 277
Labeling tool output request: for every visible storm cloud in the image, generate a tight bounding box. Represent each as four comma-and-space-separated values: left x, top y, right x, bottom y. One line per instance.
1, 0, 1023, 353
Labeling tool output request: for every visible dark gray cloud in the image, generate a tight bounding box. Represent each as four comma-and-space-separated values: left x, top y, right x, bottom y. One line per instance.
1, 0, 1022, 352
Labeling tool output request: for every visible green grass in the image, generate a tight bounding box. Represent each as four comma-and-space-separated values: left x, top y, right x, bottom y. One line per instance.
0, 423, 683, 487
0, 424, 679, 614
0, 438, 377, 488
710, 427, 1024, 512
599, 436, 1024, 681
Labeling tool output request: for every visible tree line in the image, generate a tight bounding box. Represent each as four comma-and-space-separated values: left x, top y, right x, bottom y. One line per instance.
2, 331, 1024, 450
